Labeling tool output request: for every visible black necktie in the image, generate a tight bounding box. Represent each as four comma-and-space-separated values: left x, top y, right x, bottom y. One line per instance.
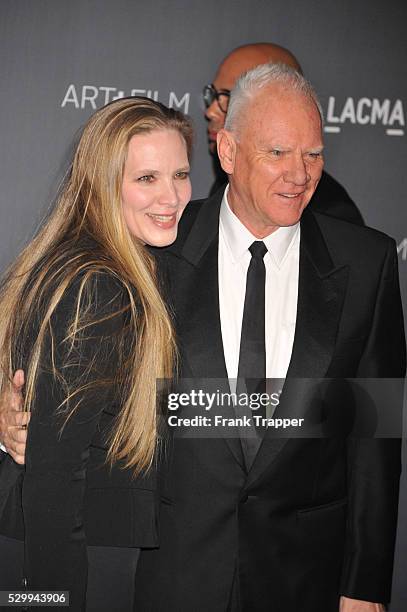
236, 241, 267, 467
238, 241, 267, 380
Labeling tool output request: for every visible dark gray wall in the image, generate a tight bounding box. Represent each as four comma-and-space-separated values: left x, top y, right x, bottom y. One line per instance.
1, 0, 406, 608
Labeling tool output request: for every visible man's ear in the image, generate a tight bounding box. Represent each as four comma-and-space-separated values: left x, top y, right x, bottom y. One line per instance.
217, 129, 236, 175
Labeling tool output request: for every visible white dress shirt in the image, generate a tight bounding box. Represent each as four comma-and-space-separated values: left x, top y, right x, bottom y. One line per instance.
218, 186, 300, 382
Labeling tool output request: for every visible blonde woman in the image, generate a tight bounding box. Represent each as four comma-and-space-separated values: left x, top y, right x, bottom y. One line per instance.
0, 97, 192, 611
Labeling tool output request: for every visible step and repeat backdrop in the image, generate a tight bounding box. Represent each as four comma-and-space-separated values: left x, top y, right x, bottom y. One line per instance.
1, 0, 406, 608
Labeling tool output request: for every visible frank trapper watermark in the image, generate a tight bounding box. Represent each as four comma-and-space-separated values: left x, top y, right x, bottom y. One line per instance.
158, 378, 406, 439
166, 389, 304, 429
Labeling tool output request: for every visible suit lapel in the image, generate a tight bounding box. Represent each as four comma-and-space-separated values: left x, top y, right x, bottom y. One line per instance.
168, 191, 246, 469
286, 211, 350, 379
170, 191, 225, 380
178, 238, 228, 379
245, 210, 350, 488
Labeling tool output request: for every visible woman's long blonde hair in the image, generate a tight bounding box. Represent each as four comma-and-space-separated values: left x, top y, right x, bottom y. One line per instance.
0, 97, 193, 474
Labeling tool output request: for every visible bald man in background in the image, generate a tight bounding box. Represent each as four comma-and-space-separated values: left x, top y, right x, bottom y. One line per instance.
203, 43, 364, 226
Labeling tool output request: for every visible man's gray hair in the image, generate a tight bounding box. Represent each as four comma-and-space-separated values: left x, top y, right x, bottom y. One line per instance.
224, 62, 324, 133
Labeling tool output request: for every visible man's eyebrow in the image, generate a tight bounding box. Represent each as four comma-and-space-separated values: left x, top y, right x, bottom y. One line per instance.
258, 142, 291, 150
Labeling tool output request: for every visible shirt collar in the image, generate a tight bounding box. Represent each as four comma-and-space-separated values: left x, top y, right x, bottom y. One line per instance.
219, 184, 300, 268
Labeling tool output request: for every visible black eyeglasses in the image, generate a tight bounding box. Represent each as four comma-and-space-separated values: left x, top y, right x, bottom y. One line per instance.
202, 84, 231, 113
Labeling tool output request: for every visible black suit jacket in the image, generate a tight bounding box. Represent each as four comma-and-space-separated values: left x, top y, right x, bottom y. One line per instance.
209, 160, 365, 226
134, 190, 405, 611
0, 265, 158, 610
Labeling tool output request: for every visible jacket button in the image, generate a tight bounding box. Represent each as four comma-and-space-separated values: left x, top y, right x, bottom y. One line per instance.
21, 579, 28, 612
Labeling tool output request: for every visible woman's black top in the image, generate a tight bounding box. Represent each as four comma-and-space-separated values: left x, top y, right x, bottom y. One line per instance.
0, 251, 159, 609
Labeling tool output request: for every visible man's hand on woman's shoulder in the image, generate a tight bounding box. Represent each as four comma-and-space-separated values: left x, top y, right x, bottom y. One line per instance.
0, 369, 28, 464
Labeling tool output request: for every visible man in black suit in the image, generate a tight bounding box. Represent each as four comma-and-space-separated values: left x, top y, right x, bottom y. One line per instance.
203, 42, 364, 225
132, 64, 404, 611
1, 66, 404, 611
